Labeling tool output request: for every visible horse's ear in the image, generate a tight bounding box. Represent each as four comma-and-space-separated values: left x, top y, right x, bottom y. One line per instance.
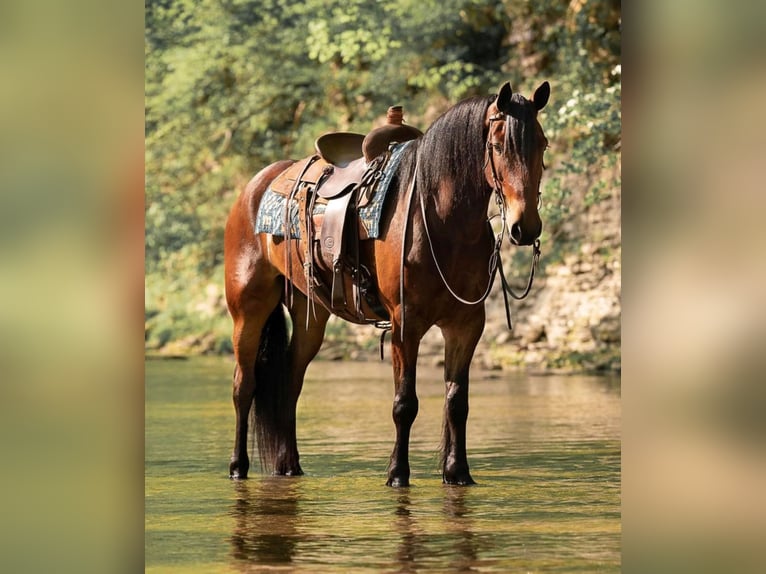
533, 81, 550, 111
496, 82, 513, 113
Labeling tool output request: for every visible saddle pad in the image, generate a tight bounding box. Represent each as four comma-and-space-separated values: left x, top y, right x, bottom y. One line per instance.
254, 140, 412, 240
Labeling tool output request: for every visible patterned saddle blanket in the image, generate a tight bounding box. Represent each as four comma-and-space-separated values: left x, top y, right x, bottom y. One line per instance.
254, 140, 411, 240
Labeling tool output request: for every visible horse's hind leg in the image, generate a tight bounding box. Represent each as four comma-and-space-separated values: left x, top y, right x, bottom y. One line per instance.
439, 309, 485, 485
228, 282, 282, 479
277, 291, 330, 475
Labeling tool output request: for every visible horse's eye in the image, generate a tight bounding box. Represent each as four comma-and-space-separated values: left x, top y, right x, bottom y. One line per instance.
492, 143, 503, 153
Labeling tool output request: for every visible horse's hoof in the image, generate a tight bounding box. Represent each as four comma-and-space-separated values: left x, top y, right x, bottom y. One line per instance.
386, 476, 410, 488
443, 473, 476, 486
274, 466, 304, 477
229, 461, 249, 480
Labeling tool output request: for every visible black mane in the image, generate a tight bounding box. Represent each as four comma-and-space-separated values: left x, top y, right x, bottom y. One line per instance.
400, 95, 494, 205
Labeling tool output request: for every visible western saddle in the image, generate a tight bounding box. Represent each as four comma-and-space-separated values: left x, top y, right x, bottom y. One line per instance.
268, 106, 422, 326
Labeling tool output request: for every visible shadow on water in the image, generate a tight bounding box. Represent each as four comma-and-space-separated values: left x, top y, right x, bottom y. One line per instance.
442, 487, 480, 573
393, 488, 456, 574
392, 491, 424, 574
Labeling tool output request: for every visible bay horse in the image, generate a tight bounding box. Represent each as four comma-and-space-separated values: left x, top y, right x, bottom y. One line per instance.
224, 80, 550, 486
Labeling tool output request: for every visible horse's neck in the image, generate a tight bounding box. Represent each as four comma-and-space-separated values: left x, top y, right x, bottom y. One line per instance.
428, 183, 492, 245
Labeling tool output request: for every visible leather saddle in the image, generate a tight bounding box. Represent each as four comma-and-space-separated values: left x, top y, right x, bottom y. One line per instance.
271, 133, 371, 203
271, 151, 388, 324
270, 107, 422, 325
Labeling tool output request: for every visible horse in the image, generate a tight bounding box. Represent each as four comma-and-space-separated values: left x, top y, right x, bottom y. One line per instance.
224, 80, 550, 486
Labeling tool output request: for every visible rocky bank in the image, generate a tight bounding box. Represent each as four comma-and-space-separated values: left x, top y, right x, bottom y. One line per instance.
481, 178, 621, 374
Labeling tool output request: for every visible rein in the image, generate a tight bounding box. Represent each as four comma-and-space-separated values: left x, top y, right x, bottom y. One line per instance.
418, 182, 499, 305
417, 177, 541, 322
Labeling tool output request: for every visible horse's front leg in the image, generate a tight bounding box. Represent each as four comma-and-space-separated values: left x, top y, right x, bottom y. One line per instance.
440, 310, 485, 485
386, 322, 424, 487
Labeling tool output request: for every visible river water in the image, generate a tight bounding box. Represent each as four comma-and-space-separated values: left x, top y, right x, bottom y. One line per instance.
146, 356, 620, 572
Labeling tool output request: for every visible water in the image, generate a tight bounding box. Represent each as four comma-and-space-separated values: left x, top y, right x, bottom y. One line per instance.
146, 357, 620, 572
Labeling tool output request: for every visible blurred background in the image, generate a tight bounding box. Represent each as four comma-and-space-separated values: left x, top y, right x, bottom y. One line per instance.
627, 2, 766, 572
0, 0, 764, 572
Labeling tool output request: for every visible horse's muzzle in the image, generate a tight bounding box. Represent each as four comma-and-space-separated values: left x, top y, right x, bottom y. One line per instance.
510, 219, 542, 246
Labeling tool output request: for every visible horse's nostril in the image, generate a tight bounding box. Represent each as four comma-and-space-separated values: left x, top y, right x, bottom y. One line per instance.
510, 222, 523, 243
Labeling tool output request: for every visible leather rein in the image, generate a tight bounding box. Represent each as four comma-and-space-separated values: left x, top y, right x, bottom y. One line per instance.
399, 112, 541, 336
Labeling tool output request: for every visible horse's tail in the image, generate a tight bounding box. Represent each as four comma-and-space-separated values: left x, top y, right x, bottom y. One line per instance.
251, 304, 290, 473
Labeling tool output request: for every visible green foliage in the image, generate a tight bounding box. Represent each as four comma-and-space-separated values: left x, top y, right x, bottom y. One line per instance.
145, 0, 621, 353
518, 0, 621, 244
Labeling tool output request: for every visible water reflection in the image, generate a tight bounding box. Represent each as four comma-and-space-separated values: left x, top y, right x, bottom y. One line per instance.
392, 491, 421, 573
443, 487, 479, 572
391, 487, 482, 573
229, 478, 301, 567
228, 480, 489, 572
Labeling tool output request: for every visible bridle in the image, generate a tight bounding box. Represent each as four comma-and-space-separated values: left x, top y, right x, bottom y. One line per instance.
484, 111, 542, 303
398, 110, 542, 337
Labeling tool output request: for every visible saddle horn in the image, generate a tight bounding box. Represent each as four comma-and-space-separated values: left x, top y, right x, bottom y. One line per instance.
362, 106, 423, 162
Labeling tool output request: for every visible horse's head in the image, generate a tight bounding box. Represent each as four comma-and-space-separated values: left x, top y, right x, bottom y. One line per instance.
485, 81, 550, 246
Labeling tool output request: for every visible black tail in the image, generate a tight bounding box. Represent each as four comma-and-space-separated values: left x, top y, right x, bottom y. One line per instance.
251, 304, 290, 473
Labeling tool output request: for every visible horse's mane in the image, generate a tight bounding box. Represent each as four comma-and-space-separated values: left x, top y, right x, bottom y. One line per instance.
401, 95, 494, 205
